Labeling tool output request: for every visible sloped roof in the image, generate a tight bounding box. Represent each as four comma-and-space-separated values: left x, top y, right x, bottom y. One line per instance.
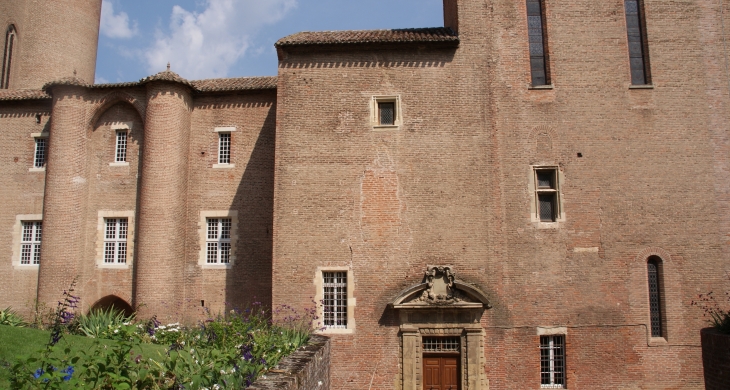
275, 27, 459, 47
191, 76, 277, 92
0, 88, 51, 101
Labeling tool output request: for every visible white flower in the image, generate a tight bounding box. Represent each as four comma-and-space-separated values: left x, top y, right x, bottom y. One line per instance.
190, 348, 194, 353
318, 381, 323, 386
180, 341, 185, 345
213, 385, 221, 390
114, 329, 119, 334
220, 370, 226, 375
277, 349, 281, 353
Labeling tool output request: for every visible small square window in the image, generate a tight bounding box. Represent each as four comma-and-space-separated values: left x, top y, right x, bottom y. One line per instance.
371, 96, 401, 128
378, 102, 395, 126
540, 335, 566, 388
533, 167, 562, 223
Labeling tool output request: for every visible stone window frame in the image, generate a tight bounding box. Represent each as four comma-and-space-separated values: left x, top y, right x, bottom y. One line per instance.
197, 210, 238, 269
29, 132, 49, 172
538, 327, 567, 389
213, 127, 236, 169
528, 165, 566, 226
95, 211, 135, 269
11, 214, 42, 269
313, 266, 355, 334
370, 95, 402, 129
103, 218, 128, 265
109, 122, 132, 167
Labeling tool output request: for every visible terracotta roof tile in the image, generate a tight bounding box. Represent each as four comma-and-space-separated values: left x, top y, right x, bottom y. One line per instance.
191, 76, 277, 92
275, 27, 458, 47
0, 89, 51, 101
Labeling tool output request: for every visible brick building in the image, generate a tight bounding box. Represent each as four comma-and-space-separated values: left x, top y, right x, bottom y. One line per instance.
1, 0, 728, 388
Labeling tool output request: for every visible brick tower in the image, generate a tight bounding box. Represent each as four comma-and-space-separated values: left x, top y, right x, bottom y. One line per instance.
0, 0, 102, 89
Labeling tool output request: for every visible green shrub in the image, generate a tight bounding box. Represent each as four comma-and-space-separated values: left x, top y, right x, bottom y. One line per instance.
0, 307, 25, 327
72, 307, 136, 341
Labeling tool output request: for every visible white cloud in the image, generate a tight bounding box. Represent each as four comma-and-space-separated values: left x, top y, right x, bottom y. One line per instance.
100, 0, 138, 39
145, 0, 297, 80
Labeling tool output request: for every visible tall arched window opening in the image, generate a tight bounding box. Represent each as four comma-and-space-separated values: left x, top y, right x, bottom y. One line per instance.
647, 256, 665, 337
2, 25, 17, 89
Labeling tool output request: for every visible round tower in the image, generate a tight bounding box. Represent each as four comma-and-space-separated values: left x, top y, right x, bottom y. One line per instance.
0, 0, 102, 89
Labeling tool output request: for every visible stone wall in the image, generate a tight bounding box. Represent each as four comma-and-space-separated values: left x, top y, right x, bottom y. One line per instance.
247, 335, 330, 390
701, 327, 730, 390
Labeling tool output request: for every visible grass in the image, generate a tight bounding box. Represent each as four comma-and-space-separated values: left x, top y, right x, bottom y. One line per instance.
0, 325, 165, 389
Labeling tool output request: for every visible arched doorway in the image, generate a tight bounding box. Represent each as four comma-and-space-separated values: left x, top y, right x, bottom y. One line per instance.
90, 295, 134, 317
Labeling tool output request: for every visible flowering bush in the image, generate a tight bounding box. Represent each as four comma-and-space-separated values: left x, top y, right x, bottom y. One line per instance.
10, 286, 318, 389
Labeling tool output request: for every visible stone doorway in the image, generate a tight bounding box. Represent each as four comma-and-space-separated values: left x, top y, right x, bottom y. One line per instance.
390, 266, 491, 390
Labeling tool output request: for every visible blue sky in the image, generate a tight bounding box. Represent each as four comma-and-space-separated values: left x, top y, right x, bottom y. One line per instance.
96, 0, 444, 83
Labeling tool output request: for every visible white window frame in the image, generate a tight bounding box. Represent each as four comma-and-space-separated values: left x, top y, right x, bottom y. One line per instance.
95, 211, 134, 269
29, 132, 49, 172
198, 210, 238, 268
539, 334, 566, 388
109, 122, 132, 167
213, 127, 236, 169
20, 221, 42, 265
314, 267, 355, 334
104, 218, 128, 264
370, 95, 402, 129
206, 217, 232, 264
11, 214, 43, 269
529, 165, 565, 225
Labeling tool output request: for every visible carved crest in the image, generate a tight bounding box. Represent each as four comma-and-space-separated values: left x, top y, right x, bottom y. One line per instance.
390, 265, 491, 309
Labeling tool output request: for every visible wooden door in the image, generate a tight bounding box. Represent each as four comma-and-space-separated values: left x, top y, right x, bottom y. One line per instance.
423, 355, 459, 390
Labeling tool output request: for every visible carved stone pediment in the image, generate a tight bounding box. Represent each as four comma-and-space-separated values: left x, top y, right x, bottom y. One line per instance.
390, 265, 491, 309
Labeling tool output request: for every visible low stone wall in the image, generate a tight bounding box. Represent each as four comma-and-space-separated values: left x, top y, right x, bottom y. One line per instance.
246, 335, 330, 390
701, 327, 730, 390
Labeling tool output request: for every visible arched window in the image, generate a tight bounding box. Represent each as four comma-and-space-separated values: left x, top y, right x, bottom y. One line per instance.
647, 256, 665, 337
2, 25, 17, 89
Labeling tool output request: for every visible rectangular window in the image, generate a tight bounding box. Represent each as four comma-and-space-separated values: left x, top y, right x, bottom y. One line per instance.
378, 102, 395, 126
104, 218, 128, 264
540, 335, 566, 388
115, 131, 127, 162
527, 0, 550, 86
206, 218, 231, 264
34, 138, 47, 168
20, 221, 42, 265
323, 271, 347, 329
534, 168, 559, 222
624, 0, 651, 85
218, 133, 231, 164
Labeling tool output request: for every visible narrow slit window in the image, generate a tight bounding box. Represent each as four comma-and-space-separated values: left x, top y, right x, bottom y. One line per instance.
20, 221, 42, 265
206, 218, 231, 264
323, 271, 347, 329
534, 168, 559, 222
647, 257, 664, 337
378, 102, 395, 126
104, 218, 128, 264
218, 133, 231, 164
526, 0, 550, 86
115, 131, 128, 162
624, 0, 651, 85
540, 335, 566, 388
34, 138, 47, 168
2, 25, 16, 89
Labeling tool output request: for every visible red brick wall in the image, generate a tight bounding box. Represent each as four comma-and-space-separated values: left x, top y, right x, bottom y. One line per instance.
272, 0, 726, 388
0, 99, 49, 317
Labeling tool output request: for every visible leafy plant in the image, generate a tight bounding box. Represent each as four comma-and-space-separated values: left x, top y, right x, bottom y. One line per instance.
72, 307, 136, 340
692, 290, 730, 334
0, 307, 26, 327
